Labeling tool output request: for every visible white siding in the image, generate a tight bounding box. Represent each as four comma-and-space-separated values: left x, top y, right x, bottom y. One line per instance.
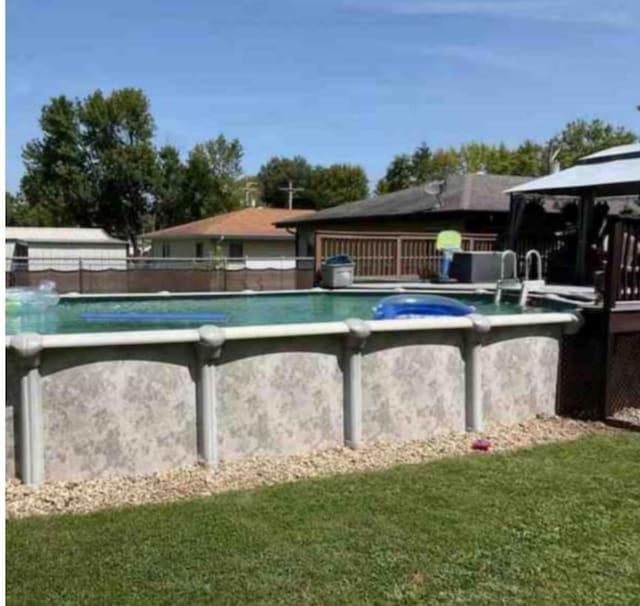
23, 243, 127, 270
149, 238, 297, 268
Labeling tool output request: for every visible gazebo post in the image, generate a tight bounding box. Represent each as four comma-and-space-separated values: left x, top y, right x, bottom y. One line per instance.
575, 191, 594, 284
507, 194, 526, 251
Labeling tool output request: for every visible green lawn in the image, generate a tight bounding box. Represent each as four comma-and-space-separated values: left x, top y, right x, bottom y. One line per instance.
7, 434, 640, 606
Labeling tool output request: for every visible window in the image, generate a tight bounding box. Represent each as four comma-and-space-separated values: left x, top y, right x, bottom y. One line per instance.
195, 242, 204, 258
161, 243, 171, 258
229, 242, 244, 258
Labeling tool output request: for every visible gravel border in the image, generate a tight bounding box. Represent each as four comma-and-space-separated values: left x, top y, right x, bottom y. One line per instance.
611, 407, 640, 427
6, 417, 618, 519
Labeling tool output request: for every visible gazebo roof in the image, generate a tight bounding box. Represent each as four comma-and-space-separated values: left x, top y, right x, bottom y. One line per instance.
505, 143, 640, 197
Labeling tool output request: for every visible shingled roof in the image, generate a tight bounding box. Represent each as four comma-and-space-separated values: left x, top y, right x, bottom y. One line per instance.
275, 173, 530, 226
144, 207, 315, 240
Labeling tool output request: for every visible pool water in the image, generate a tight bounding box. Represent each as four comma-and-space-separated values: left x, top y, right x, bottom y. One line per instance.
5, 292, 563, 336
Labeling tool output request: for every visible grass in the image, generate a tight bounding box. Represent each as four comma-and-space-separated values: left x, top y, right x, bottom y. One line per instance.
7, 434, 640, 606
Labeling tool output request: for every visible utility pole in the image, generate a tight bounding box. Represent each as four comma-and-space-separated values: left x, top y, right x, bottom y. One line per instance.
279, 179, 304, 210
242, 180, 257, 207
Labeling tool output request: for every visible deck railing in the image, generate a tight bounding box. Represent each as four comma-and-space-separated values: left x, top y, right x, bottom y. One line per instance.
603, 216, 640, 309
316, 230, 561, 280
316, 231, 498, 279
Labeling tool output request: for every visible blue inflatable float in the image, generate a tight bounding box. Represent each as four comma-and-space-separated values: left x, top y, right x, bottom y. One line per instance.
80, 311, 228, 323
372, 294, 475, 319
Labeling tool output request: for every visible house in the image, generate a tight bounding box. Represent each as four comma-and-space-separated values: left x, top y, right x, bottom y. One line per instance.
143, 207, 315, 268
5, 227, 128, 271
276, 172, 637, 280
275, 173, 565, 267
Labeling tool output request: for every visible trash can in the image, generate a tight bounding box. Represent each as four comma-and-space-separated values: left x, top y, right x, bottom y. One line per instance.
321, 255, 355, 288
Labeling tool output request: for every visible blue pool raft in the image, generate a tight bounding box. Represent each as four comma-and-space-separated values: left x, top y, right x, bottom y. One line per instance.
372, 294, 475, 319
80, 311, 228, 323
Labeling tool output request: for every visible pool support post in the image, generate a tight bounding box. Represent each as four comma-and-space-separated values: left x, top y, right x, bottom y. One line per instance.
196, 326, 225, 468
465, 314, 491, 433
11, 333, 45, 485
343, 319, 371, 449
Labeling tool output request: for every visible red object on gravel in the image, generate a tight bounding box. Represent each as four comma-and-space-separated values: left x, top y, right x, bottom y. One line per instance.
472, 438, 492, 451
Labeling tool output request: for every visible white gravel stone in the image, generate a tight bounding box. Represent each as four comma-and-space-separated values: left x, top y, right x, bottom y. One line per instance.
612, 407, 640, 426
6, 416, 617, 519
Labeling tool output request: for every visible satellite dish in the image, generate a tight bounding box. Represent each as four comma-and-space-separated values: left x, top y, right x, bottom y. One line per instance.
424, 180, 445, 196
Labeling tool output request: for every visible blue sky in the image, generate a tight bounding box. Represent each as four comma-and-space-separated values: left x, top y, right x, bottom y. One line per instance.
6, 0, 640, 192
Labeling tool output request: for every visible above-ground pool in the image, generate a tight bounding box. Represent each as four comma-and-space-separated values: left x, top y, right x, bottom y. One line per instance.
5, 290, 570, 335
6, 287, 581, 486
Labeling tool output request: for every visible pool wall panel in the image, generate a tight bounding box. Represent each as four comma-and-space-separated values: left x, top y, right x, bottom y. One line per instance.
39, 345, 197, 481
5, 317, 571, 484
216, 336, 344, 459
362, 332, 466, 441
481, 326, 561, 425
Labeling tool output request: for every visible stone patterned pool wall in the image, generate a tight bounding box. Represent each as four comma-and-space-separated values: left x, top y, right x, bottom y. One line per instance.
5, 322, 566, 483
216, 337, 344, 459
481, 326, 560, 425
362, 332, 466, 442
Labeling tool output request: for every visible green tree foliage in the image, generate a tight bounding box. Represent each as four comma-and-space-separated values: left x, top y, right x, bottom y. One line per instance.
428, 148, 463, 179
17, 89, 250, 244
510, 140, 546, 176
181, 136, 244, 221
375, 154, 414, 194
310, 164, 368, 209
549, 119, 638, 169
6, 191, 35, 226
154, 145, 186, 229
21, 96, 91, 226
79, 88, 158, 252
20, 89, 158, 252
202, 136, 244, 213
258, 157, 369, 208
376, 118, 637, 196
257, 156, 316, 208
376, 144, 462, 194
410, 144, 433, 184
458, 142, 515, 174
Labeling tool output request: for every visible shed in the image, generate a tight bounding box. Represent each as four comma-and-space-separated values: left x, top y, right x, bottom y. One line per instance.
5, 227, 128, 271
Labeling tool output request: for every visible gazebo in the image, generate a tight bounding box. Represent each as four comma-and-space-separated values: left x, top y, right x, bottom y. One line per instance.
504, 143, 640, 284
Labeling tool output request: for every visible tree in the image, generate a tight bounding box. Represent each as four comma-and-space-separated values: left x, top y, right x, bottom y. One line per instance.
6, 191, 35, 226
201, 136, 244, 214
153, 145, 186, 229
427, 148, 462, 180
181, 136, 244, 221
81, 88, 158, 253
20, 88, 158, 253
375, 154, 414, 194
410, 143, 433, 184
257, 156, 316, 208
376, 144, 462, 194
510, 140, 546, 176
549, 119, 638, 169
310, 164, 368, 209
458, 142, 514, 174
21, 95, 92, 226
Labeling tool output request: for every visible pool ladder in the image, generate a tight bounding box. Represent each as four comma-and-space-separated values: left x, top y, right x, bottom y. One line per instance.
494, 249, 545, 308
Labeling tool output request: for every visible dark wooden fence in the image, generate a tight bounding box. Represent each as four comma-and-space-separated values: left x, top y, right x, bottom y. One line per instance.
6, 258, 315, 294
